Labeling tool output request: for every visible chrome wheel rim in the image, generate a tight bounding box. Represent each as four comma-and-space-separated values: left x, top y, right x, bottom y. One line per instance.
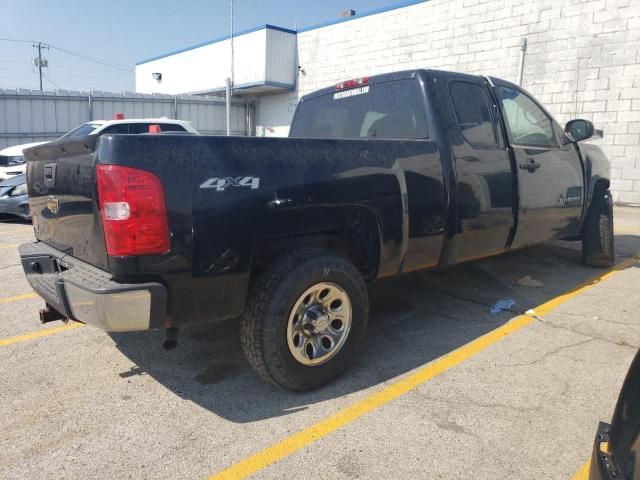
287, 282, 352, 366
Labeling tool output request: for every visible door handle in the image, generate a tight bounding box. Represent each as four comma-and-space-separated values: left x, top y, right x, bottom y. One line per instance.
519, 158, 541, 173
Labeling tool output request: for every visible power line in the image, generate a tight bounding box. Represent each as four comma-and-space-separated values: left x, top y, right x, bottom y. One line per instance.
47, 44, 133, 73
0, 38, 36, 44
42, 72, 62, 89
0, 38, 133, 73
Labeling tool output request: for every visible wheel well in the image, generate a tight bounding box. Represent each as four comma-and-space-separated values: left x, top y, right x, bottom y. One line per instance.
252, 206, 381, 280
593, 178, 610, 193
588, 178, 611, 210
579, 177, 611, 237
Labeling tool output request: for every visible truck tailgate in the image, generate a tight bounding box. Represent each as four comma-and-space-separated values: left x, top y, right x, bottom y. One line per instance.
24, 137, 109, 271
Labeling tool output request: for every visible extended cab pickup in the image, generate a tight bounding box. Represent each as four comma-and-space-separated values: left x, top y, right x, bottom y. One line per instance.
20, 69, 613, 390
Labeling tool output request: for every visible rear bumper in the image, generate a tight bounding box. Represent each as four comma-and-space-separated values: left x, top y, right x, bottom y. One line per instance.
19, 242, 166, 331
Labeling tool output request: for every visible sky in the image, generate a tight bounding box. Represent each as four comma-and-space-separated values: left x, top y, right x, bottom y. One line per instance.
0, 0, 400, 93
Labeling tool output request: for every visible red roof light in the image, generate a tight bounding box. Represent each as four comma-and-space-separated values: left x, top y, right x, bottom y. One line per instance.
114, 113, 125, 120
335, 77, 369, 90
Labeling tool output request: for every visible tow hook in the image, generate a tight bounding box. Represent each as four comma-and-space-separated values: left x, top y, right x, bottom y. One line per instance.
39, 304, 66, 324
162, 327, 179, 351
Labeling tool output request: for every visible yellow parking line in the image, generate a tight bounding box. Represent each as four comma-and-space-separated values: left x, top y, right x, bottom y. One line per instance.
0, 322, 83, 347
209, 257, 638, 480
571, 461, 590, 479
0, 292, 38, 304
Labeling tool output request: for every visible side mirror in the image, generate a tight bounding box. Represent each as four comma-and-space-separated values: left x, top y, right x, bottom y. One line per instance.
565, 119, 595, 142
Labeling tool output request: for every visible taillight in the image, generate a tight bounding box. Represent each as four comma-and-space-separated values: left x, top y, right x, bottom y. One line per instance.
96, 165, 169, 256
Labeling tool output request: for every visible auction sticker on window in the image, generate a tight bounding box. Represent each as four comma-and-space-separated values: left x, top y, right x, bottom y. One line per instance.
333, 85, 369, 100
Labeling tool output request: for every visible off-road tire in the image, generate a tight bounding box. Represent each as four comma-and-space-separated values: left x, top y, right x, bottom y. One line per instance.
240, 249, 369, 391
582, 189, 614, 267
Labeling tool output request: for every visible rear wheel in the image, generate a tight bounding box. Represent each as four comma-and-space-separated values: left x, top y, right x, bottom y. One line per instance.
240, 249, 368, 391
582, 189, 614, 267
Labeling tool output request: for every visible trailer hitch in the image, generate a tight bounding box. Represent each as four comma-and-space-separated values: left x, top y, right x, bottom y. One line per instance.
39, 304, 67, 324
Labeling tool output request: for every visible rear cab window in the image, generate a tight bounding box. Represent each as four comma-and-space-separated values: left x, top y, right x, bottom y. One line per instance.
290, 79, 428, 140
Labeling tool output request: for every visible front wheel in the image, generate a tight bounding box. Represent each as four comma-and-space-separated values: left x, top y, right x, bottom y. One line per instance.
582, 189, 614, 267
240, 249, 369, 391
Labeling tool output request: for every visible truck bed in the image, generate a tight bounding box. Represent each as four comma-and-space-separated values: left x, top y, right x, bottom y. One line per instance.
25, 134, 446, 327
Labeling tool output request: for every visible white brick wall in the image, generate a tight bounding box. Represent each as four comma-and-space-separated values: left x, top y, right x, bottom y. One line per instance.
256, 0, 640, 204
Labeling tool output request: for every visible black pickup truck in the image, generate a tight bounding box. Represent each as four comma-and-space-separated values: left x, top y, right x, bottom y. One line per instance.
20, 69, 613, 390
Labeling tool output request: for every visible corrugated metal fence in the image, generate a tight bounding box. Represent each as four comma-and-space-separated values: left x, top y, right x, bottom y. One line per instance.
0, 88, 253, 149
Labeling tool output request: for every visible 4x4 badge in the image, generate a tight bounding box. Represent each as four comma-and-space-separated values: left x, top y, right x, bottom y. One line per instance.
200, 177, 260, 191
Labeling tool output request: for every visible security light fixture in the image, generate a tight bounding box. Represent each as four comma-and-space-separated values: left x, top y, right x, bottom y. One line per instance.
152, 72, 162, 81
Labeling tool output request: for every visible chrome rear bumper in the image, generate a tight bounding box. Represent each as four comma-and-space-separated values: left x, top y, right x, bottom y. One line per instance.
19, 242, 166, 331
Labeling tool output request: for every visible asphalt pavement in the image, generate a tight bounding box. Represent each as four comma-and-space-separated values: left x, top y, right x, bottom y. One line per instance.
1, 208, 638, 479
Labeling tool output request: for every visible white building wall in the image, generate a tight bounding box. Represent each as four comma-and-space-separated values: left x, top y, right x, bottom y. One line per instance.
266, 30, 299, 86
136, 30, 267, 94
256, 0, 640, 204
136, 27, 297, 95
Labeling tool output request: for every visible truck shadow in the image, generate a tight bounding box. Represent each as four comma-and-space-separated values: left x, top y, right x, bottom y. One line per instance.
109, 240, 639, 423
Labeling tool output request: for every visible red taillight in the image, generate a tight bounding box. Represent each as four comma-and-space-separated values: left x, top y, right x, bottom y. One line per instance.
96, 165, 169, 256
335, 76, 369, 90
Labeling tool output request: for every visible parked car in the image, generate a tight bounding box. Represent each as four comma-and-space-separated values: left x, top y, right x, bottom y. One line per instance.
19, 69, 613, 390
0, 174, 30, 220
0, 117, 197, 181
589, 350, 639, 479
0, 142, 49, 182
57, 117, 198, 140
0, 117, 198, 223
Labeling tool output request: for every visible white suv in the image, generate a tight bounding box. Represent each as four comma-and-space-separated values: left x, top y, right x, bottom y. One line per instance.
0, 118, 197, 181
0, 141, 49, 181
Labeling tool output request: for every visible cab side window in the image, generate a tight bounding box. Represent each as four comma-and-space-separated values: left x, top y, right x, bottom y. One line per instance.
100, 124, 129, 134
129, 123, 152, 134
497, 87, 557, 147
158, 123, 187, 132
449, 81, 497, 146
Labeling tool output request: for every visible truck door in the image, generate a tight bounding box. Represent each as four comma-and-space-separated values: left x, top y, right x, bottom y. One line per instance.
492, 80, 584, 248
430, 71, 515, 265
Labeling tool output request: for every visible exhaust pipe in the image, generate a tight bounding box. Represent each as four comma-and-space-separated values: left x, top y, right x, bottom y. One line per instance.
162, 327, 179, 350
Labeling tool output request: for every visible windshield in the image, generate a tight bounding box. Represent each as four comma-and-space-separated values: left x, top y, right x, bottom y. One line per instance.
58, 123, 102, 140
290, 79, 428, 140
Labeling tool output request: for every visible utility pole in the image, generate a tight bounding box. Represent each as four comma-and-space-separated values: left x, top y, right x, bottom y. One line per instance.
230, 0, 234, 88
517, 37, 527, 86
226, 0, 234, 136
32, 42, 49, 92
